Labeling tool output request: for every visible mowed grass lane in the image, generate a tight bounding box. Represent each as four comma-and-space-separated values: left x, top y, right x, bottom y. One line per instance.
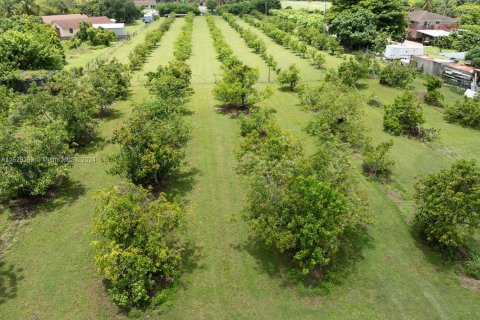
0, 18, 185, 320
162, 16, 480, 319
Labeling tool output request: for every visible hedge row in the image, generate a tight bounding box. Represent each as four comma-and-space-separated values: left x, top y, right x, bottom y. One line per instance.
242, 14, 329, 70
173, 13, 195, 62
94, 19, 196, 311
222, 13, 280, 73
128, 13, 176, 70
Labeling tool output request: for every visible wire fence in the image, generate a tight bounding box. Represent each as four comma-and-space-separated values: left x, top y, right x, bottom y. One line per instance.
84, 22, 155, 70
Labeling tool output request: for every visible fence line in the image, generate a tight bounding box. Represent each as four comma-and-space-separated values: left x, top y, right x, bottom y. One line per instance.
84, 21, 156, 70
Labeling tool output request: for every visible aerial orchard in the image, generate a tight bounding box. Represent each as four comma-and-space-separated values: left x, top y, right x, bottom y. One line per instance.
95, 14, 195, 311
0, 59, 131, 202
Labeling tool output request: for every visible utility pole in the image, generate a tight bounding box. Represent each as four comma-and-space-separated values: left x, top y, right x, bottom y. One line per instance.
323, 0, 327, 34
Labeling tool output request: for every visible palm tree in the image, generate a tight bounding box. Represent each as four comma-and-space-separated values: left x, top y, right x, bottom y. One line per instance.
437, 0, 458, 17
422, 0, 434, 11
19, 0, 40, 15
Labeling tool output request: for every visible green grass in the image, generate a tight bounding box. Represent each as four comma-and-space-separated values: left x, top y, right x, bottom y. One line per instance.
281, 0, 331, 11
125, 19, 147, 35
424, 46, 458, 60
1, 15, 480, 320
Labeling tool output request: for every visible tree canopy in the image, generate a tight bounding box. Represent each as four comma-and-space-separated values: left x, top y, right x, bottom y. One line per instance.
0, 15, 65, 70
92, 182, 186, 308
415, 159, 480, 252
328, 0, 408, 48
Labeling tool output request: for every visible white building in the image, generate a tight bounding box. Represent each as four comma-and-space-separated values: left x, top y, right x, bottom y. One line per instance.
384, 44, 425, 60
92, 23, 127, 37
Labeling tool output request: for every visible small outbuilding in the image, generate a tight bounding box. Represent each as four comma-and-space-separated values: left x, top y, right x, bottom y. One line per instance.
92, 23, 127, 37
384, 44, 425, 60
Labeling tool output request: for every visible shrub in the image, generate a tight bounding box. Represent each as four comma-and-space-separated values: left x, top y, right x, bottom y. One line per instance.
424, 76, 444, 107
337, 57, 368, 87
0, 85, 13, 121
367, 93, 383, 108
312, 52, 326, 69
238, 115, 370, 274
278, 64, 300, 91
146, 60, 193, 104
75, 21, 116, 47
0, 16, 65, 70
239, 107, 276, 137
379, 61, 416, 88
465, 255, 480, 280
383, 90, 425, 137
362, 140, 395, 179
300, 81, 367, 150
213, 60, 270, 108
414, 159, 480, 252
109, 98, 191, 186
444, 96, 480, 130
0, 120, 73, 200
92, 182, 186, 308
83, 59, 131, 115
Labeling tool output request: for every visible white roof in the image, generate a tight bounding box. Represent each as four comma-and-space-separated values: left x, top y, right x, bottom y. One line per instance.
465, 89, 478, 98
92, 23, 125, 28
387, 44, 424, 49
417, 29, 451, 37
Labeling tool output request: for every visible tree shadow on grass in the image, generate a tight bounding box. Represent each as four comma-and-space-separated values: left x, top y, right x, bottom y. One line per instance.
0, 260, 23, 305
164, 168, 201, 200
214, 104, 250, 118
75, 136, 108, 156
232, 224, 374, 293
8, 178, 86, 221
231, 237, 294, 288
316, 225, 374, 289
181, 241, 205, 280
355, 83, 369, 91
408, 223, 466, 272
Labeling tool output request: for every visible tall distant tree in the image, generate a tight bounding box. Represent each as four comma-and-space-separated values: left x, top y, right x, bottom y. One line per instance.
18, 0, 40, 15
329, 0, 408, 46
99, 0, 140, 23
0, 0, 18, 17
360, 0, 408, 37
329, 8, 377, 49
423, 0, 434, 11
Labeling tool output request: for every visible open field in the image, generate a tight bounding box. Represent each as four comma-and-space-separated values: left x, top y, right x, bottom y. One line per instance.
0, 15, 479, 320
281, 0, 331, 11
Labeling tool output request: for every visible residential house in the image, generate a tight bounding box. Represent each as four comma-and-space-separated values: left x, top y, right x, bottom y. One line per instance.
408, 10, 458, 42
42, 14, 114, 38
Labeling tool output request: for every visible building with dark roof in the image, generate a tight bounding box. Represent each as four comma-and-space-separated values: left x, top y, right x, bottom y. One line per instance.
408, 10, 458, 41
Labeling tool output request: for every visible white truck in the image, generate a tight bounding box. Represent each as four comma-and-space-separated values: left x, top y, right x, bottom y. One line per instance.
384, 44, 425, 60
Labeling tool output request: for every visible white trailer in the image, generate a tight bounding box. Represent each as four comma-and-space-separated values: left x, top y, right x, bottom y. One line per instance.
384, 44, 425, 60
